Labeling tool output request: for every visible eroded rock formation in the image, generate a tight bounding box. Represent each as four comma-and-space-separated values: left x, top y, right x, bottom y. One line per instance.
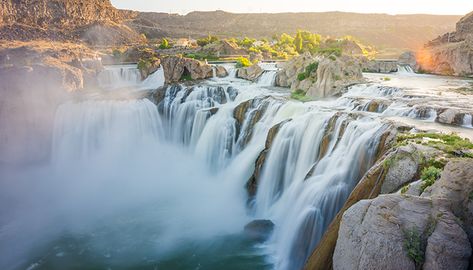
160, 56, 213, 83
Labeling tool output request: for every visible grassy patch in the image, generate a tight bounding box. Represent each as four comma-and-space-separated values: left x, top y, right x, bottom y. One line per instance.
420, 166, 442, 192
396, 132, 473, 156
382, 77, 391, 81
291, 89, 312, 102
404, 228, 424, 269
297, 62, 319, 81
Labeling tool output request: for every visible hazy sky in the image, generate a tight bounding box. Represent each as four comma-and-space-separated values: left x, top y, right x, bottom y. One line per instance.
111, 0, 473, 15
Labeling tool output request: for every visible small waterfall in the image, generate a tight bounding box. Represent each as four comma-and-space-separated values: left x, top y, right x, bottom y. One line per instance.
257, 70, 277, 87
97, 65, 165, 91
463, 114, 473, 128
97, 65, 142, 89
397, 64, 415, 74
52, 99, 162, 165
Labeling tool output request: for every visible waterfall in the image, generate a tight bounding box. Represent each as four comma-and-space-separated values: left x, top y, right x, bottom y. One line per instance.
7, 60, 472, 270
257, 70, 277, 87
97, 65, 142, 89
397, 64, 415, 74
254, 113, 387, 270
97, 65, 165, 91
463, 114, 473, 128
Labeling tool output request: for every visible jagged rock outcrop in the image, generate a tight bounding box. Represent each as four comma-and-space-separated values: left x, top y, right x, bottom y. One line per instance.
0, 0, 143, 45
276, 52, 364, 98
236, 65, 264, 81
419, 11, 473, 76
160, 56, 213, 83
203, 40, 247, 56
332, 159, 473, 270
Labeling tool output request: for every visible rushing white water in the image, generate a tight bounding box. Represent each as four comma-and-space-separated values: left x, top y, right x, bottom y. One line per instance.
2, 62, 473, 270
463, 114, 473, 128
97, 65, 165, 91
257, 71, 277, 87
397, 64, 414, 74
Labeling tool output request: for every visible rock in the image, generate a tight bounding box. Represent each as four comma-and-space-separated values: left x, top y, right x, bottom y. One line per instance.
276, 52, 364, 98
398, 51, 418, 71
203, 40, 247, 56
244, 220, 274, 242
362, 59, 398, 73
215, 65, 228, 77
437, 109, 459, 125
0, 0, 142, 45
236, 64, 264, 81
332, 160, 473, 270
419, 11, 473, 76
160, 56, 213, 83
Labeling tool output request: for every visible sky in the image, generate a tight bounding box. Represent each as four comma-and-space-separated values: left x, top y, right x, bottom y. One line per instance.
111, 0, 473, 15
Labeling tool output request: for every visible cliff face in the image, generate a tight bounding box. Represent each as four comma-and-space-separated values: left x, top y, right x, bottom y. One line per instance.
0, 0, 142, 45
419, 11, 473, 76
127, 11, 460, 53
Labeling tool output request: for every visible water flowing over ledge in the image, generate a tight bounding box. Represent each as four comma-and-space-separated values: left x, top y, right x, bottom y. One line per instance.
1, 63, 473, 270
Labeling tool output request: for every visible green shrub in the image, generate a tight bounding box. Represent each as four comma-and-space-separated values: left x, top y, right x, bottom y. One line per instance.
159, 38, 171, 49
236, 57, 252, 68
420, 166, 442, 192
404, 228, 424, 268
291, 89, 312, 102
297, 62, 319, 81
329, 55, 337, 61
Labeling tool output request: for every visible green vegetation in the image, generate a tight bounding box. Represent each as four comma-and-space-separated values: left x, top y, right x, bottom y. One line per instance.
159, 38, 171, 49
420, 166, 442, 192
291, 89, 312, 102
184, 52, 219, 61
180, 74, 193, 81
382, 77, 391, 81
403, 228, 424, 269
197, 35, 219, 47
297, 62, 319, 81
137, 57, 159, 75
396, 132, 473, 157
235, 57, 252, 68
401, 184, 409, 194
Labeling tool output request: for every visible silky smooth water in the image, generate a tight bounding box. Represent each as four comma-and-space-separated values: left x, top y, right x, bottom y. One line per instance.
1, 64, 472, 270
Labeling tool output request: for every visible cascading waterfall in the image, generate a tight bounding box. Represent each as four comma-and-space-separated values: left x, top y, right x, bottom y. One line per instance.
257, 71, 277, 87
4, 61, 473, 270
397, 64, 414, 74
463, 114, 473, 128
97, 65, 165, 90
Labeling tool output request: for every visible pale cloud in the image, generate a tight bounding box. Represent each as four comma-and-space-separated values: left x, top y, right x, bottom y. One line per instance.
111, 0, 473, 15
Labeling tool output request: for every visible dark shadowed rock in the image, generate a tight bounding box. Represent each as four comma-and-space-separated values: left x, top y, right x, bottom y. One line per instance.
244, 220, 275, 242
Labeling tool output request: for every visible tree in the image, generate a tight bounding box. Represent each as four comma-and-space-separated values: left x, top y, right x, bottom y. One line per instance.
159, 38, 170, 49
294, 31, 303, 53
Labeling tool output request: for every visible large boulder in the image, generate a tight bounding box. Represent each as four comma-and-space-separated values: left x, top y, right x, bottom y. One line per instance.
160, 56, 213, 83
236, 64, 264, 81
333, 160, 473, 270
276, 52, 364, 98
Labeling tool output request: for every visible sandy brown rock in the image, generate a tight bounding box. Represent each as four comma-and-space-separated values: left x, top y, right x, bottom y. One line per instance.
161, 56, 213, 83
236, 65, 264, 81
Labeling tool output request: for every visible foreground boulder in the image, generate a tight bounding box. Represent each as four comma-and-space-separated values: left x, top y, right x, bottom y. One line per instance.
276, 52, 364, 98
160, 56, 213, 83
333, 160, 473, 270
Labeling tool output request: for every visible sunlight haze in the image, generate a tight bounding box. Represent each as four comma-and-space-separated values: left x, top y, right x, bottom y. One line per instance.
111, 0, 473, 15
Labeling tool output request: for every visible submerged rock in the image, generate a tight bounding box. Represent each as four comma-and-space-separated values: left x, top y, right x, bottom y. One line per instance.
215, 65, 228, 77
244, 219, 275, 242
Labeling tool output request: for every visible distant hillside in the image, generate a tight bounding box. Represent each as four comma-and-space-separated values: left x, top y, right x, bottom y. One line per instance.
127, 10, 461, 56
0, 0, 142, 45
